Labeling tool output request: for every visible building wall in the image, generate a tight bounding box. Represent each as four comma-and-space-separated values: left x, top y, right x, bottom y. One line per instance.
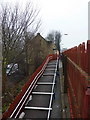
28, 33, 54, 75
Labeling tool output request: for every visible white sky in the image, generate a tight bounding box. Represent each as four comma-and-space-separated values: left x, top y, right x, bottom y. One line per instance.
0, 0, 89, 49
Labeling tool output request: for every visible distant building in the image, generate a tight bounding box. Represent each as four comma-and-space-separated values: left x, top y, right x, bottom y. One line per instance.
0, 23, 2, 119
27, 33, 55, 74
61, 48, 67, 52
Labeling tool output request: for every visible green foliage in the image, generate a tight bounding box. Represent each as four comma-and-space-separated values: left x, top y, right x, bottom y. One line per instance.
2, 103, 9, 113
2, 76, 29, 113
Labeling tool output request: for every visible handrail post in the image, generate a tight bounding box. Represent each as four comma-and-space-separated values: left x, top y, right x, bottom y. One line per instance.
62, 54, 68, 93
87, 40, 90, 75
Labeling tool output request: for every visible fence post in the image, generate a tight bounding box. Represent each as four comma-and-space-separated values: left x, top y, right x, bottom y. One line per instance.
82, 87, 90, 118
87, 40, 90, 75
87, 87, 90, 118
62, 53, 64, 75
62, 54, 68, 93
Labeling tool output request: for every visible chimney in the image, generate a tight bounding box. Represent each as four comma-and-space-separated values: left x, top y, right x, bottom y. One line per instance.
37, 33, 40, 36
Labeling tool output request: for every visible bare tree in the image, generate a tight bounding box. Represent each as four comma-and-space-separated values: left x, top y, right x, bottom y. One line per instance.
46, 32, 54, 41
46, 30, 62, 54
1, 2, 41, 94
1, 2, 41, 72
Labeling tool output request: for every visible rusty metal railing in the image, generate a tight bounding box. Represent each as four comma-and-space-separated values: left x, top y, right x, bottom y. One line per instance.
62, 40, 90, 118
2, 54, 58, 120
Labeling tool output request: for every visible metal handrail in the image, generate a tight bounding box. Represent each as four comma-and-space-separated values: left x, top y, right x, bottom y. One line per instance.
47, 56, 59, 120
10, 56, 51, 118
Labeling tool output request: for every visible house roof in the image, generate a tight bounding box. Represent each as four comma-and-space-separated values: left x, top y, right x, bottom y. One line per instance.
32, 33, 53, 44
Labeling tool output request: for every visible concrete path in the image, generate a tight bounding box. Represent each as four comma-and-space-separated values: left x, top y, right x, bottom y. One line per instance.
59, 60, 70, 118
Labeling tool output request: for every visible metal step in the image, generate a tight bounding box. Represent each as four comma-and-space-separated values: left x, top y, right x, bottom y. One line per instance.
43, 73, 54, 76
32, 92, 54, 95
37, 82, 55, 85
25, 106, 52, 111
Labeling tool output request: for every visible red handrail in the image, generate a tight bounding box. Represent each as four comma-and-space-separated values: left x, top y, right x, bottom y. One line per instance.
2, 54, 58, 120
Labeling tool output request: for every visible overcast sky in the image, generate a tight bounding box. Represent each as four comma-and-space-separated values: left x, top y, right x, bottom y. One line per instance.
0, 0, 89, 49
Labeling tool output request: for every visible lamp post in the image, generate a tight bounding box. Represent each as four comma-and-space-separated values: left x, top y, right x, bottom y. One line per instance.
60, 33, 68, 54
0, 23, 2, 119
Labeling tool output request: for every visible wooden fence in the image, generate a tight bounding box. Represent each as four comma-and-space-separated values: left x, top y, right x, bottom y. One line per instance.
62, 40, 90, 118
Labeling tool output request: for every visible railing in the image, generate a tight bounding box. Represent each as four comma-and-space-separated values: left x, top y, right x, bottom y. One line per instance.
2, 54, 58, 120
62, 40, 90, 118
